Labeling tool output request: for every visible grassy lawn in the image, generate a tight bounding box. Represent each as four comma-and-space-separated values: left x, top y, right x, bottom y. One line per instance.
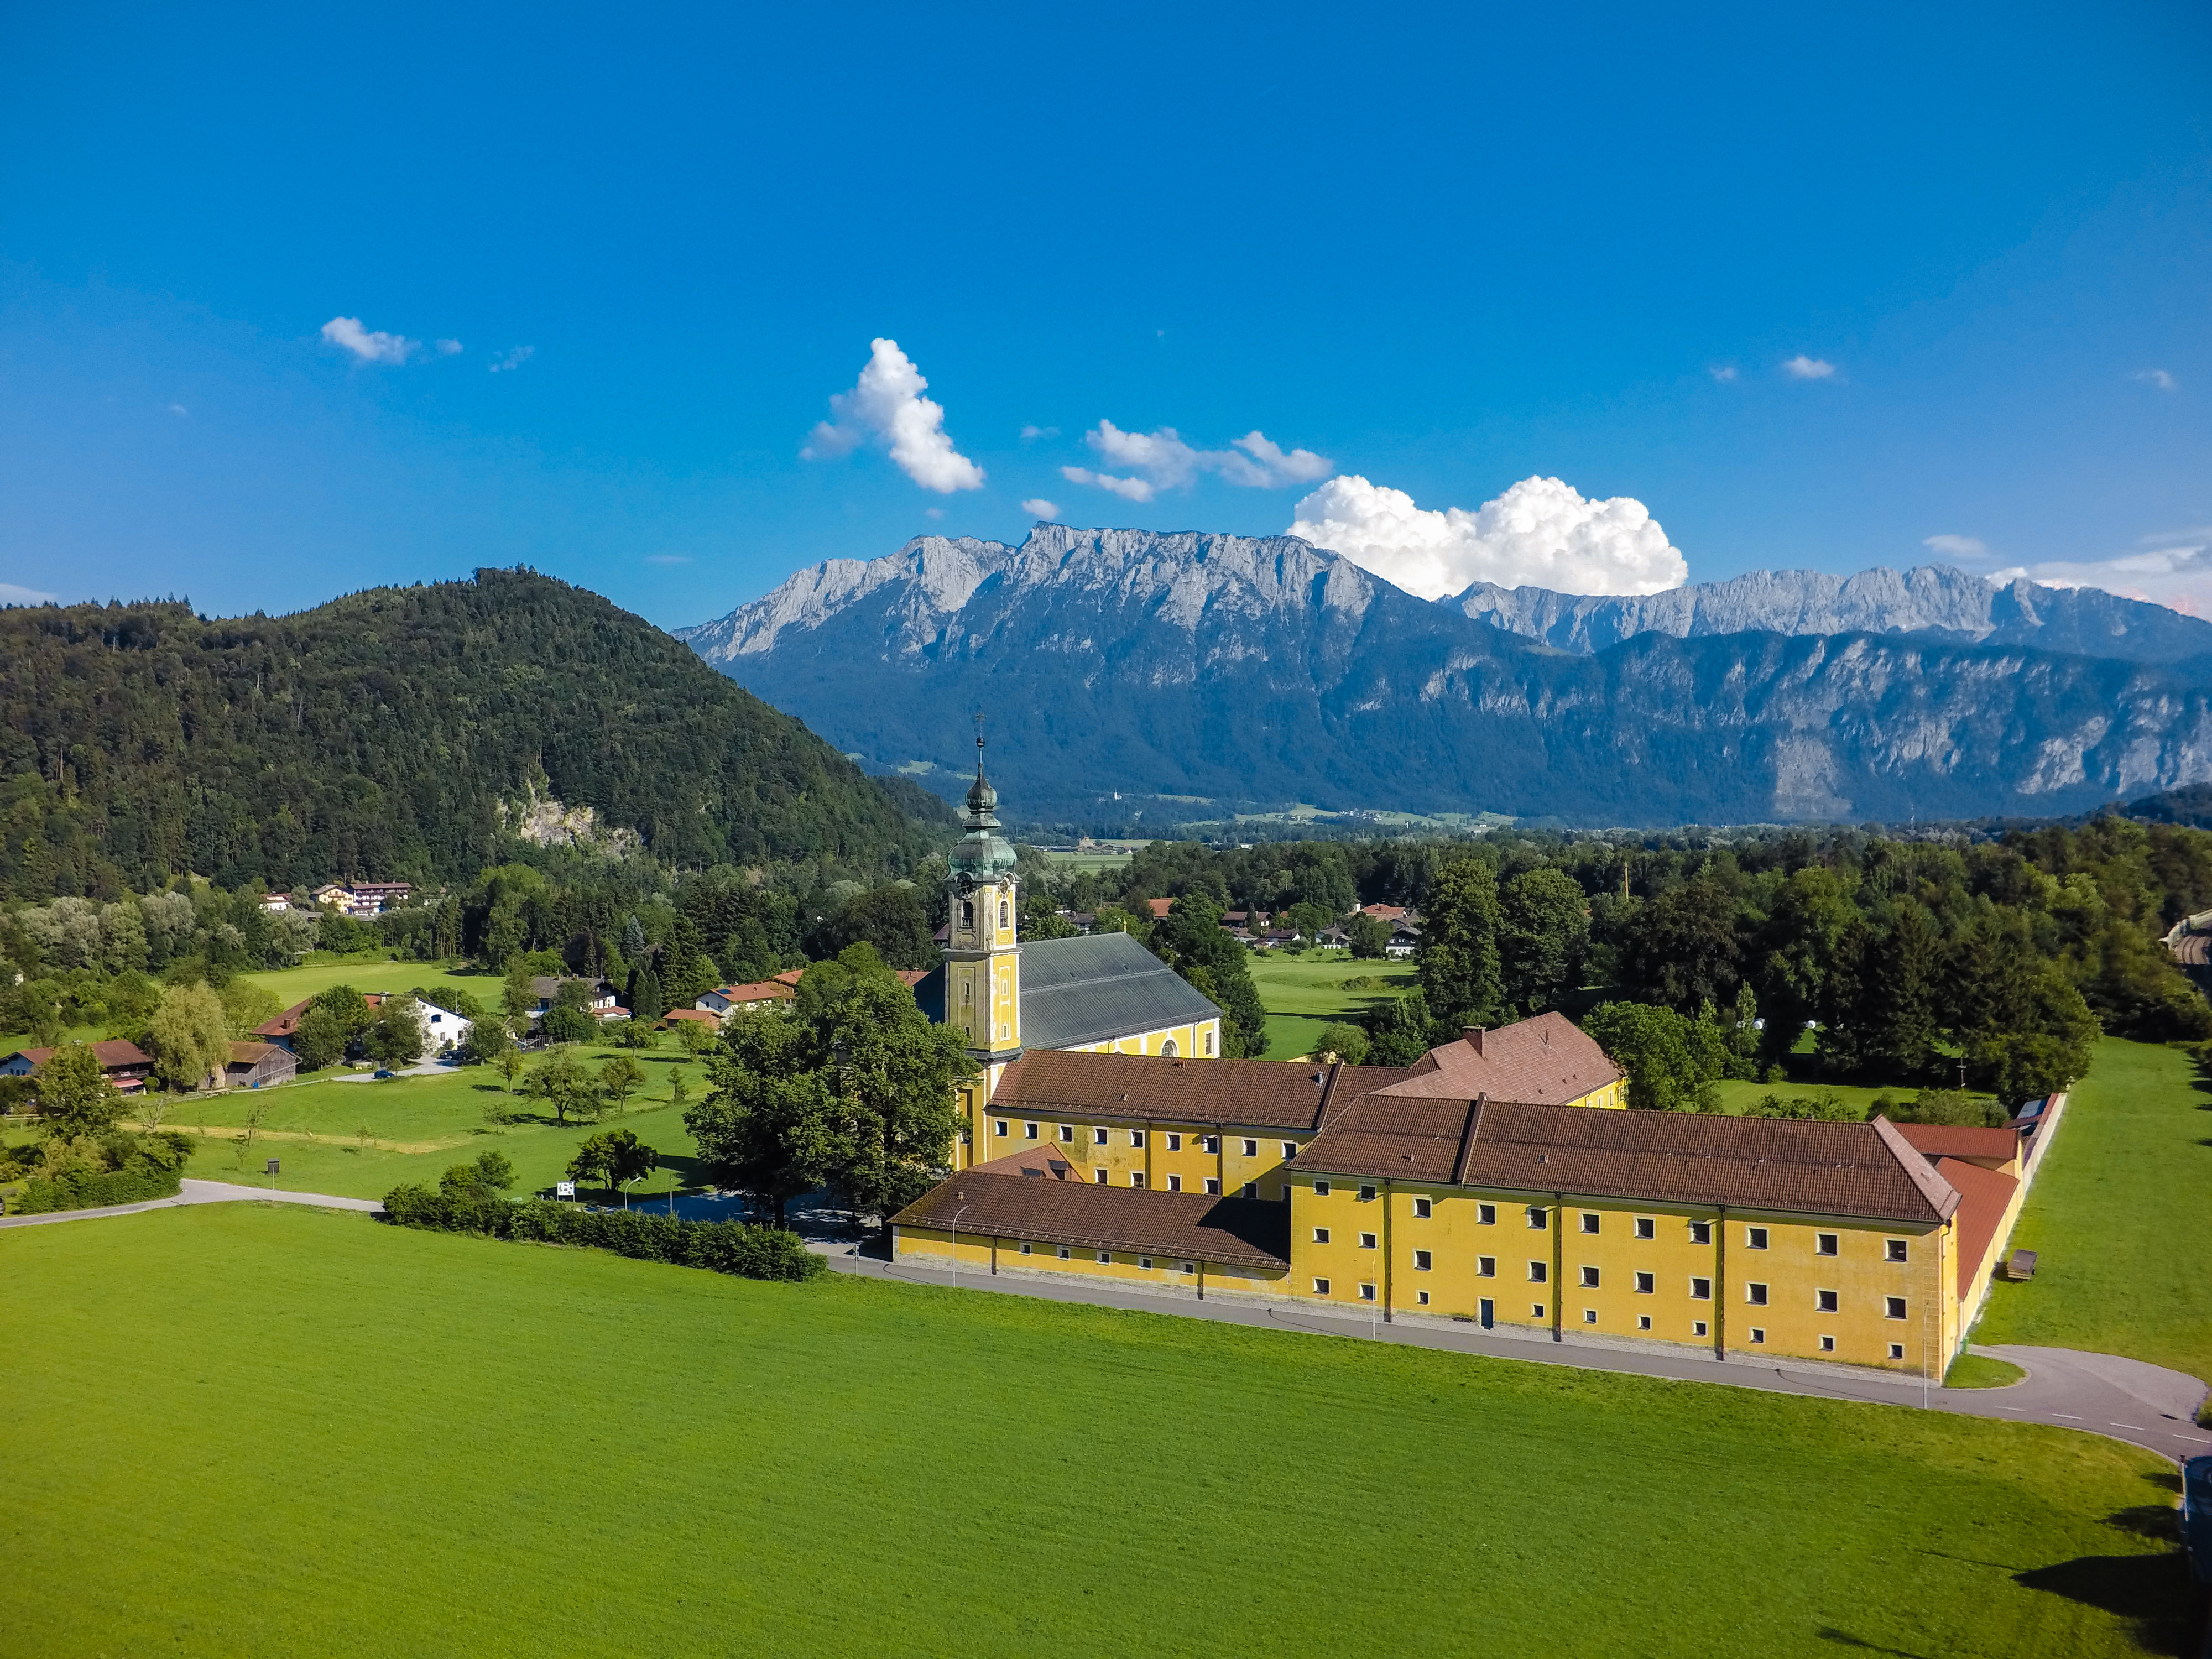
1, 1206, 2188, 1658
242, 952, 502, 1010
1246, 952, 1415, 1058
1708, 1076, 2002, 1119
1974, 1036, 2212, 1389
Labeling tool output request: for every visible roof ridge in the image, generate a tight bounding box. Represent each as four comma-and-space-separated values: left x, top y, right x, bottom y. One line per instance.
1867, 1114, 1961, 1222
1451, 1094, 1485, 1185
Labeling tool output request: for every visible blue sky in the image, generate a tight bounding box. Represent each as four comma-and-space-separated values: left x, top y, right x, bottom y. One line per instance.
2, 1, 2207, 625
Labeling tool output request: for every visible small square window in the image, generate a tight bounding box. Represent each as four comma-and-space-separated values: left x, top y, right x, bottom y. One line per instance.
1477, 1203, 1496, 1225
1359, 1232, 1378, 1249
1637, 1314, 1653, 1331
1478, 1256, 1496, 1277
1024, 1122, 1039, 1140
1057, 1246, 1072, 1260
1413, 1249, 1432, 1271
1359, 1283, 1376, 1302
1746, 1227, 1768, 1250
1579, 1265, 1600, 1288
1241, 1138, 1258, 1157
1689, 1220, 1712, 1245
1241, 1182, 1257, 1198
1749, 1327, 1766, 1344
1139, 1256, 1154, 1270
1203, 1136, 1220, 1155
1531, 1303, 1546, 1319
1130, 1130, 1146, 1148
1312, 1228, 1331, 1244
1693, 1319, 1709, 1338
1019, 1241, 1031, 1254
1579, 1212, 1600, 1234
1129, 1172, 1146, 1189
1097, 1251, 1110, 1264
1167, 1174, 1183, 1192
1690, 1277, 1712, 1300
1815, 1289, 1839, 1313
1359, 1185, 1376, 1202
1093, 1127, 1108, 1145
1094, 1168, 1108, 1185
1527, 1206, 1548, 1229
1634, 1217, 1655, 1240
1282, 1140, 1297, 1159
1180, 1261, 1196, 1274
1746, 1282, 1769, 1306
1582, 1308, 1598, 1324
1634, 1271, 1654, 1294
1314, 1181, 1331, 1197
1416, 1290, 1431, 1306
1888, 1342, 1905, 1360
1413, 1197, 1433, 1219
1166, 1133, 1182, 1151
1058, 1124, 1073, 1142
1204, 1177, 1221, 1196
1886, 1239, 1908, 1263
1819, 1335, 1835, 1352
1815, 1232, 1838, 1256
1885, 1296, 1907, 1320
994, 1120, 1009, 1137
1313, 1277, 1331, 1295
1528, 1261, 1548, 1283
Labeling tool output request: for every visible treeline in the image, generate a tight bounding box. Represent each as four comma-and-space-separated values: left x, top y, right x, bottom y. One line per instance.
0, 570, 950, 901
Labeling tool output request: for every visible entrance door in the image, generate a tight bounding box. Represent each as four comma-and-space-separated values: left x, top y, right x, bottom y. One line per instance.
1478, 1298, 1494, 1329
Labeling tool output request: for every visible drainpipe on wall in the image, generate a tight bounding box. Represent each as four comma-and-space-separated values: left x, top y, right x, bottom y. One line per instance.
1383, 1178, 1394, 1324
1551, 1193, 1564, 1343
1714, 1205, 1728, 1361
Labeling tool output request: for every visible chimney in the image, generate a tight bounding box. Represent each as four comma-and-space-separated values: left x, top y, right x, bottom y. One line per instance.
1463, 1026, 1485, 1055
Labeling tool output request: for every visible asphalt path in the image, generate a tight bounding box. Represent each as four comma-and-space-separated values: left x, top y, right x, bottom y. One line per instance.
823, 1241, 2212, 1462
0, 1178, 383, 1228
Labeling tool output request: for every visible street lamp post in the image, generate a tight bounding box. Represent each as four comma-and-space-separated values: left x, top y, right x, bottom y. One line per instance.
948, 1203, 972, 1284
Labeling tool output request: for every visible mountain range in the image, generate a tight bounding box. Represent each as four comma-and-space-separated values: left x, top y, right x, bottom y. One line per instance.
678, 526, 2212, 829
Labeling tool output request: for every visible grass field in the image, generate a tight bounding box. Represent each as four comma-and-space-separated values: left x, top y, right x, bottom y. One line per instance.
2, 1204, 2190, 1658
1245, 952, 1415, 1058
1974, 1037, 2212, 1389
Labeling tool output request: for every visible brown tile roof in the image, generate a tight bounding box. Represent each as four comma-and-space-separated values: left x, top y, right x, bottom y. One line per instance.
893, 1170, 1291, 1267
711, 980, 795, 1004
984, 1050, 1414, 1131
1893, 1123, 2022, 1164
8, 1040, 154, 1072
1300, 1095, 1960, 1225
1374, 1013, 1621, 1107
1937, 1156, 2021, 1297
255, 999, 312, 1040
661, 1009, 721, 1026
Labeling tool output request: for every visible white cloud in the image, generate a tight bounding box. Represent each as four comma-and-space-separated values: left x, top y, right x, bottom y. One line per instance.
925, 507, 945, 519
320, 316, 419, 365
644, 554, 693, 566
0, 581, 57, 605
2132, 368, 2177, 390
168, 403, 189, 416
489, 346, 535, 373
801, 338, 984, 493
1060, 420, 1331, 501
1781, 356, 1837, 380
1287, 474, 1688, 600
1708, 364, 1739, 383
1923, 534, 1989, 560
1021, 498, 1060, 520
1018, 424, 1058, 441
1989, 534, 2212, 618
434, 338, 463, 356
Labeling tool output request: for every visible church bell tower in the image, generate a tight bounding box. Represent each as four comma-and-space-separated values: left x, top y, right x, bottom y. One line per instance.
946, 739, 1022, 1156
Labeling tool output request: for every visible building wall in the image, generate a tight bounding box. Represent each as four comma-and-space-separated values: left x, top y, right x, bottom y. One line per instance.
971, 1109, 1317, 1196
892, 1224, 1287, 1298
1287, 1176, 1951, 1374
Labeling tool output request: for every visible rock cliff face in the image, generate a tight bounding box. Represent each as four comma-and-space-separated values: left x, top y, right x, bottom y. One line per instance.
676, 527, 2212, 826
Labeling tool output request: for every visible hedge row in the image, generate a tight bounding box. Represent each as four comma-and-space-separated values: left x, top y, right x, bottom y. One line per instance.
9, 1165, 184, 1215
380, 1186, 826, 1282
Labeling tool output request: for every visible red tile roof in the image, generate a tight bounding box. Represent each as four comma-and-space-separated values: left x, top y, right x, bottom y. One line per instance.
254, 999, 312, 1040
772, 968, 806, 987
1299, 1095, 1961, 1225
1375, 1013, 1621, 1108
8, 1040, 154, 1072
984, 1050, 1412, 1131
1146, 898, 1172, 919
1936, 1156, 2021, 1297
893, 1169, 1291, 1267
712, 980, 796, 1004
1893, 1123, 2021, 1165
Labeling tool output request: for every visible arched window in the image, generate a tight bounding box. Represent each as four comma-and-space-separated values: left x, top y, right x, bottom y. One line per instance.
1161, 1039, 1178, 1057
960, 899, 974, 930
999, 899, 1009, 929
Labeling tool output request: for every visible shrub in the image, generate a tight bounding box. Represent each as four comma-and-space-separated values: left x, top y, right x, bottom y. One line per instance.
1312, 1022, 1371, 1065
7, 1129, 193, 1214
378, 1187, 826, 1282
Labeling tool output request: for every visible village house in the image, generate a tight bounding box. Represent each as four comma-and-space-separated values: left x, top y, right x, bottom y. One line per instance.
1, 1039, 155, 1095
697, 980, 799, 1021
219, 1041, 298, 1089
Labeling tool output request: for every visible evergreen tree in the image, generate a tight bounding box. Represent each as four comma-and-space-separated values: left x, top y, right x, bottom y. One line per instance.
1498, 866, 1589, 1014
1418, 859, 1505, 1027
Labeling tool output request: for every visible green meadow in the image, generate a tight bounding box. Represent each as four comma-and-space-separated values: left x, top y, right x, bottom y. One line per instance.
1244, 951, 1415, 1058
2, 1203, 2189, 1659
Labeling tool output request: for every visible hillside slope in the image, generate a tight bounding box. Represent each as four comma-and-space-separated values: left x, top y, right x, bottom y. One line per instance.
681, 526, 2212, 827
0, 568, 947, 898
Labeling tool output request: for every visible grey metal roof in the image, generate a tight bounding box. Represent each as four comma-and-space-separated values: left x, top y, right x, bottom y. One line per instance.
1018, 932, 1222, 1051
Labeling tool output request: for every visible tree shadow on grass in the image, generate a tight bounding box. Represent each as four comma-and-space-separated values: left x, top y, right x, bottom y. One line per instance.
1815, 1631, 1932, 1658
2012, 1552, 2195, 1656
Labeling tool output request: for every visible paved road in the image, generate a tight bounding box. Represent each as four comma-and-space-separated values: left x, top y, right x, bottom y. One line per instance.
820, 1242, 2212, 1462
0, 1178, 381, 1229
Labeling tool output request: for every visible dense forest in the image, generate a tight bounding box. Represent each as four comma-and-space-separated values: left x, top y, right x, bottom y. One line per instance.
0, 570, 952, 901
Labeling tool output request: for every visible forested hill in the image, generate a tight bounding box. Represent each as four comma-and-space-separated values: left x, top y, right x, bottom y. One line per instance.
0, 569, 951, 900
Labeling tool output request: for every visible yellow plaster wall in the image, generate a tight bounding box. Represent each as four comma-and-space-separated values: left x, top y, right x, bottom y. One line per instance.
971, 1110, 1314, 1193
892, 1226, 1287, 1295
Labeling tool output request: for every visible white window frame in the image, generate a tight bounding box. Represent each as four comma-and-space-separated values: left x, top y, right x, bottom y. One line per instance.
1528, 1261, 1547, 1284
1093, 1126, 1108, 1145
1746, 1282, 1770, 1307
1413, 1197, 1433, 1219
1477, 1256, 1496, 1277
1746, 1227, 1768, 1250
1413, 1249, 1432, 1271
1634, 1271, 1653, 1295
1885, 1296, 1907, 1321
1314, 1180, 1331, 1196
1815, 1232, 1839, 1256
1634, 1217, 1655, 1240
1477, 1203, 1496, 1225
1313, 1277, 1332, 1295
1166, 1174, 1183, 1192
1241, 1138, 1258, 1157
1579, 1212, 1600, 1234
1359, 1232, 1377, 1250
1203, 1177, 1220, 1196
